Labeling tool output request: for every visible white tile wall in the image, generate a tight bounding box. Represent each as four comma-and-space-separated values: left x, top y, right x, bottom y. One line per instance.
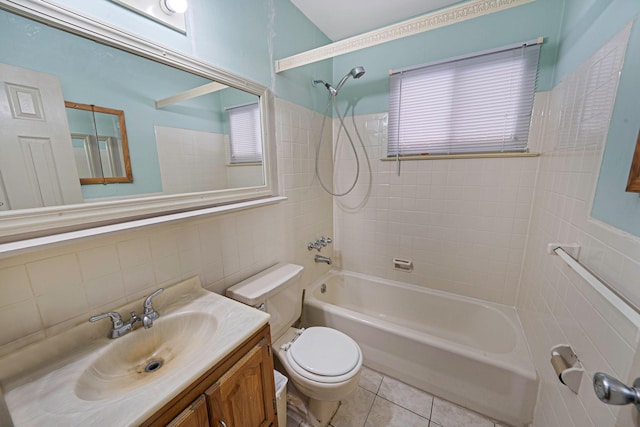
517, 24, 640, 427
332, 113, 538, 305
0, 99, 333, 356
155, 126, 228, 193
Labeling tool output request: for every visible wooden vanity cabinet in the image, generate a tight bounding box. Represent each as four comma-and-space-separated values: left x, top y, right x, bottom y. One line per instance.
141, 324, 278, 427
166, 396, 209, 427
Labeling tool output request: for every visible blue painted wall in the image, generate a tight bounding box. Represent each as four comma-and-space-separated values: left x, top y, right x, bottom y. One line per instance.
49, 0, 333, 113
330, 0, 565, 115
589, 7, 640, 236
551, 0, 640, 236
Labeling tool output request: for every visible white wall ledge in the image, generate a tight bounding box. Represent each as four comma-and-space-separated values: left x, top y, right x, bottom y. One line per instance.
0, 196, 287, 259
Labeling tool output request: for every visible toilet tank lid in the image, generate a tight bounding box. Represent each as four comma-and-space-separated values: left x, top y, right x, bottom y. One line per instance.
226, 263, 304, 306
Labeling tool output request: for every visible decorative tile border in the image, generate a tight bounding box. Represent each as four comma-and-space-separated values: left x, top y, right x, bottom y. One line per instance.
276, 0, 536, 72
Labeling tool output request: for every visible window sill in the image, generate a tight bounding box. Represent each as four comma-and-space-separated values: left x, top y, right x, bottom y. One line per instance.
226, 162, 263, 167
381, 152, 540, 161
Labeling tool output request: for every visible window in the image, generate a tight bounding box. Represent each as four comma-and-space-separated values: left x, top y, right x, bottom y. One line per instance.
227, 102, 263, 163
388, 41, 541, 156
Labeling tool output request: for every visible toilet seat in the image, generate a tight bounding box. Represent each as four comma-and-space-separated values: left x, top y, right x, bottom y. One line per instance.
285, 327, 362, 384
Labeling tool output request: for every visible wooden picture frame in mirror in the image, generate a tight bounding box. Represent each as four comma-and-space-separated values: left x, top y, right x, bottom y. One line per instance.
65, 101, 133, 185
626, 129, 640, 193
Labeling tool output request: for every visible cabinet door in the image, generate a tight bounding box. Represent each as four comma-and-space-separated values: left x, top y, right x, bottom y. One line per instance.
167, 395, 210, 427
205, 341, 276, 427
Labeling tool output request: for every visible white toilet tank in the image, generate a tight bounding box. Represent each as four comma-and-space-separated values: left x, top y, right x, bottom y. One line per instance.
226, 263, 304, 341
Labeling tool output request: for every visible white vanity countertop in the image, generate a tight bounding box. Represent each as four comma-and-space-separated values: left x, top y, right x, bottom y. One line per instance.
0, 277, 269, 427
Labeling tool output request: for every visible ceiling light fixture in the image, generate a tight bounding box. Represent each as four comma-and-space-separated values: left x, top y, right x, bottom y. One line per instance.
162, 0, 188, 15
111, 0, 188, 33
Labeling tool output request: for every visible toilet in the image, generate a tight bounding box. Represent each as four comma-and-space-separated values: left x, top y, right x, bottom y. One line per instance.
226, 263, 362, 427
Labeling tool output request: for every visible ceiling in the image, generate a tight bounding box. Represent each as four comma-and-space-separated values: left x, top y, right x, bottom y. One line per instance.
290, 0, 463, 41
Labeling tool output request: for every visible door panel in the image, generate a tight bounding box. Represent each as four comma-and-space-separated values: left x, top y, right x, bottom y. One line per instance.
206, 343, 275, 427
168, 395, 210, 427
0, 63, 82, 209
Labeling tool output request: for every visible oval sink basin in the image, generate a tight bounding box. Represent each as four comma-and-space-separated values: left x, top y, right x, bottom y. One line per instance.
75, 312, 217, 401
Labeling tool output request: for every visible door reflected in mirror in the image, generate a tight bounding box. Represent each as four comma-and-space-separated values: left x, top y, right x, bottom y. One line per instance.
65, 102, 133, 184
0, 7, 267, 212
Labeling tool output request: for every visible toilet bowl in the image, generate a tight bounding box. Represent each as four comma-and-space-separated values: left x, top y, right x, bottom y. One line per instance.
274, 327, 362, 401
226, 263, 362, 426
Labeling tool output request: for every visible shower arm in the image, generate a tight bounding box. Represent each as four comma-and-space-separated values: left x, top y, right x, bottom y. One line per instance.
334, 73, 353, 94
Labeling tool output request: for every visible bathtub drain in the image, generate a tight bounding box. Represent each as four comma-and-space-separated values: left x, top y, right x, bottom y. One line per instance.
144, 359, 163, 373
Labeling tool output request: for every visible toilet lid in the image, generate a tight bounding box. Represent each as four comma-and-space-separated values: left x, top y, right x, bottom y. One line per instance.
289, 327, 360, 376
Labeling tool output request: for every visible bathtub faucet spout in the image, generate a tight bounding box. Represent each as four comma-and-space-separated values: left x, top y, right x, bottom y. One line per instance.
314, 255, 332, 265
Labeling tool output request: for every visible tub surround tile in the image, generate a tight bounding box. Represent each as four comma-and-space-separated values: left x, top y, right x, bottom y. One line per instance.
516, 24, 640, 427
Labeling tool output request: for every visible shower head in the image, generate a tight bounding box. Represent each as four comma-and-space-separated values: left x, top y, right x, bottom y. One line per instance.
335, 66, 366, 93
313, 66, 366, 96
350, 66, 365, 79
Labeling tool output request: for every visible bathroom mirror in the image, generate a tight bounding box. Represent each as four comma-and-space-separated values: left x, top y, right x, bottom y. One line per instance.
65, 102, 133, 185
0, 0, 276, 242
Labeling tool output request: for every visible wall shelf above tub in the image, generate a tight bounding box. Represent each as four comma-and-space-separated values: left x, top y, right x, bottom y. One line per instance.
275, 0, 534, 72
0, 196, 286, 259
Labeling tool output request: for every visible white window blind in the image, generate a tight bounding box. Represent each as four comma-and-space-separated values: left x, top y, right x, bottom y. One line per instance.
227, 102, 262, 163
388, 42, 541, 156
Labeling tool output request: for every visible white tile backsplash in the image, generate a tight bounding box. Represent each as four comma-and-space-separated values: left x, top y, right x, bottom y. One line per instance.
0, 266, 32, 308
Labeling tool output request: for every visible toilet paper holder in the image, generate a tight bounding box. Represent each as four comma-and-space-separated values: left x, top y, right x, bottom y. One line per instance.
550, 344, 584, 394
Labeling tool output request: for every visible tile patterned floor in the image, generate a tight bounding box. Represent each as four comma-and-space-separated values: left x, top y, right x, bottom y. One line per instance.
287, 367, 508, 427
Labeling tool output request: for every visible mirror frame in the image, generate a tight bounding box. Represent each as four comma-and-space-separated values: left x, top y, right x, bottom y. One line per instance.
0, 0, 278, 243
626, 129, 640, 193
65, 101, 133, 185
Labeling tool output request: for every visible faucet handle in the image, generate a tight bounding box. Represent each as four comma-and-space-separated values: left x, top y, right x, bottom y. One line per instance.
143, 288, 164, 316
89, 311, 124, 329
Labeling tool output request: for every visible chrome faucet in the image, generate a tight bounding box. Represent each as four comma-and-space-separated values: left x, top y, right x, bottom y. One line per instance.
89, 311, 141, 339
142, 288, 164, 328
314, 254, 332, 265
89, 288, 164, 338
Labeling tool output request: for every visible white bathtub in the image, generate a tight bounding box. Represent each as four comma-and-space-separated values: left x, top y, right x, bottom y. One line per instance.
302, 270, 538, 427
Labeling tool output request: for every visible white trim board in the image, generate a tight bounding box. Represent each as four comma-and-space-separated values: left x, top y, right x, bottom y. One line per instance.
276, 0, 536, 73
155, 82, 229, 109
0, 196, 287, 259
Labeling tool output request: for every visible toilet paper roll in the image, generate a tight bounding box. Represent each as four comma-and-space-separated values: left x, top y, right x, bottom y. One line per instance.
550, 353, 570, 384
